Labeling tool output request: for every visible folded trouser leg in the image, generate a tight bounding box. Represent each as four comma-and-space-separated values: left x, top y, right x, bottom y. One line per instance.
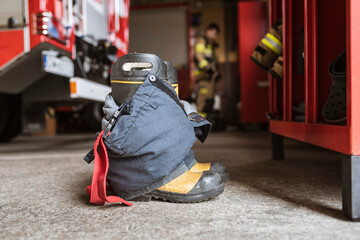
105, 75, 196, 200
180, 100, 229, 183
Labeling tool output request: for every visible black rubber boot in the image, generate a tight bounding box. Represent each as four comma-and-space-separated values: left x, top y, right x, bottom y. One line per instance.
137, 172, 224, 203
164, 61, 179, 95
209, 162, 229, 182
190, 162, 229, 183
322, 50, 347, 123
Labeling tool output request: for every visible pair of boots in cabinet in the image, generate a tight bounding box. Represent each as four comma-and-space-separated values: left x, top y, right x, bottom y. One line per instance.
251, 19, 283, 82
84, 53, 228, 206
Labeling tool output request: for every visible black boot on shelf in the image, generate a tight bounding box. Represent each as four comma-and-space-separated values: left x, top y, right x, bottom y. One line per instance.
322, 50, 347, 123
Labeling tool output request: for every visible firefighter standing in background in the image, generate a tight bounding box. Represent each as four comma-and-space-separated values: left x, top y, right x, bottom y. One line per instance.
194, 23, 220, 117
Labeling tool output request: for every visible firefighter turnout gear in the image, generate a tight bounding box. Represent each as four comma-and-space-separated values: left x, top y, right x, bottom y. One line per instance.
84, 53, 227, 205
251, 19, 283, 71
194, 36, 219, 114
269, 56, 283, 83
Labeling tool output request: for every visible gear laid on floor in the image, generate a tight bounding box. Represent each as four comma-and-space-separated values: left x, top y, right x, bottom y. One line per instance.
83, 53, 228, 205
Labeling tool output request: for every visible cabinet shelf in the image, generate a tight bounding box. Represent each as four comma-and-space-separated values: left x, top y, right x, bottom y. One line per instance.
268, 0, 360, 220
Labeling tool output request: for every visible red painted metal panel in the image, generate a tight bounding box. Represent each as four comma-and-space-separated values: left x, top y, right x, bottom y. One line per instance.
291, 0, 305, 113
268, 0, 282, 114
108, 0, 116, 33
268, 0, 282, 26
304, 0, 318, 123
282, 0, 292, 121
238, 1, 268, 123
0, 29, 24, 68
114, 0, 130, 57
270, 120, 350, 154
349, 0, 360, 155
28, 0, 74, 54
346, 0, 351, 128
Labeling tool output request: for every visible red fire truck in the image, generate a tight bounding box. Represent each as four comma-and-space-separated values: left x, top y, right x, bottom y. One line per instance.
0, 0, 130, 141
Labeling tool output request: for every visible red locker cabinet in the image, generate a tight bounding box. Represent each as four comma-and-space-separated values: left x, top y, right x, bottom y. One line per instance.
268, 0, 360, 220
238, 1, 268, 124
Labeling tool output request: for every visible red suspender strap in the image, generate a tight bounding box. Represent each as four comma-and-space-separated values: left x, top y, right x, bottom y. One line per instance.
86, 131, 133, 206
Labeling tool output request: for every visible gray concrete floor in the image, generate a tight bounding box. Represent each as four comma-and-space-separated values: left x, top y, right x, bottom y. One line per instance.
0, 131, 359, 239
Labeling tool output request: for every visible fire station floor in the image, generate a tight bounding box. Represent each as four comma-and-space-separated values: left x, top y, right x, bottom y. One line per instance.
0, 130, 359, 239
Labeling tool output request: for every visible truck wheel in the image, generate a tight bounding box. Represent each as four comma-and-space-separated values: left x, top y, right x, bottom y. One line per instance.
0, 94, 21, 142
83, 102, 103, 131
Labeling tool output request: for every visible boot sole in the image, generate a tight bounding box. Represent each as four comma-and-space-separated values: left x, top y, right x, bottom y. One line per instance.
132, 183, 225, 203
324, 116, 347, 123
